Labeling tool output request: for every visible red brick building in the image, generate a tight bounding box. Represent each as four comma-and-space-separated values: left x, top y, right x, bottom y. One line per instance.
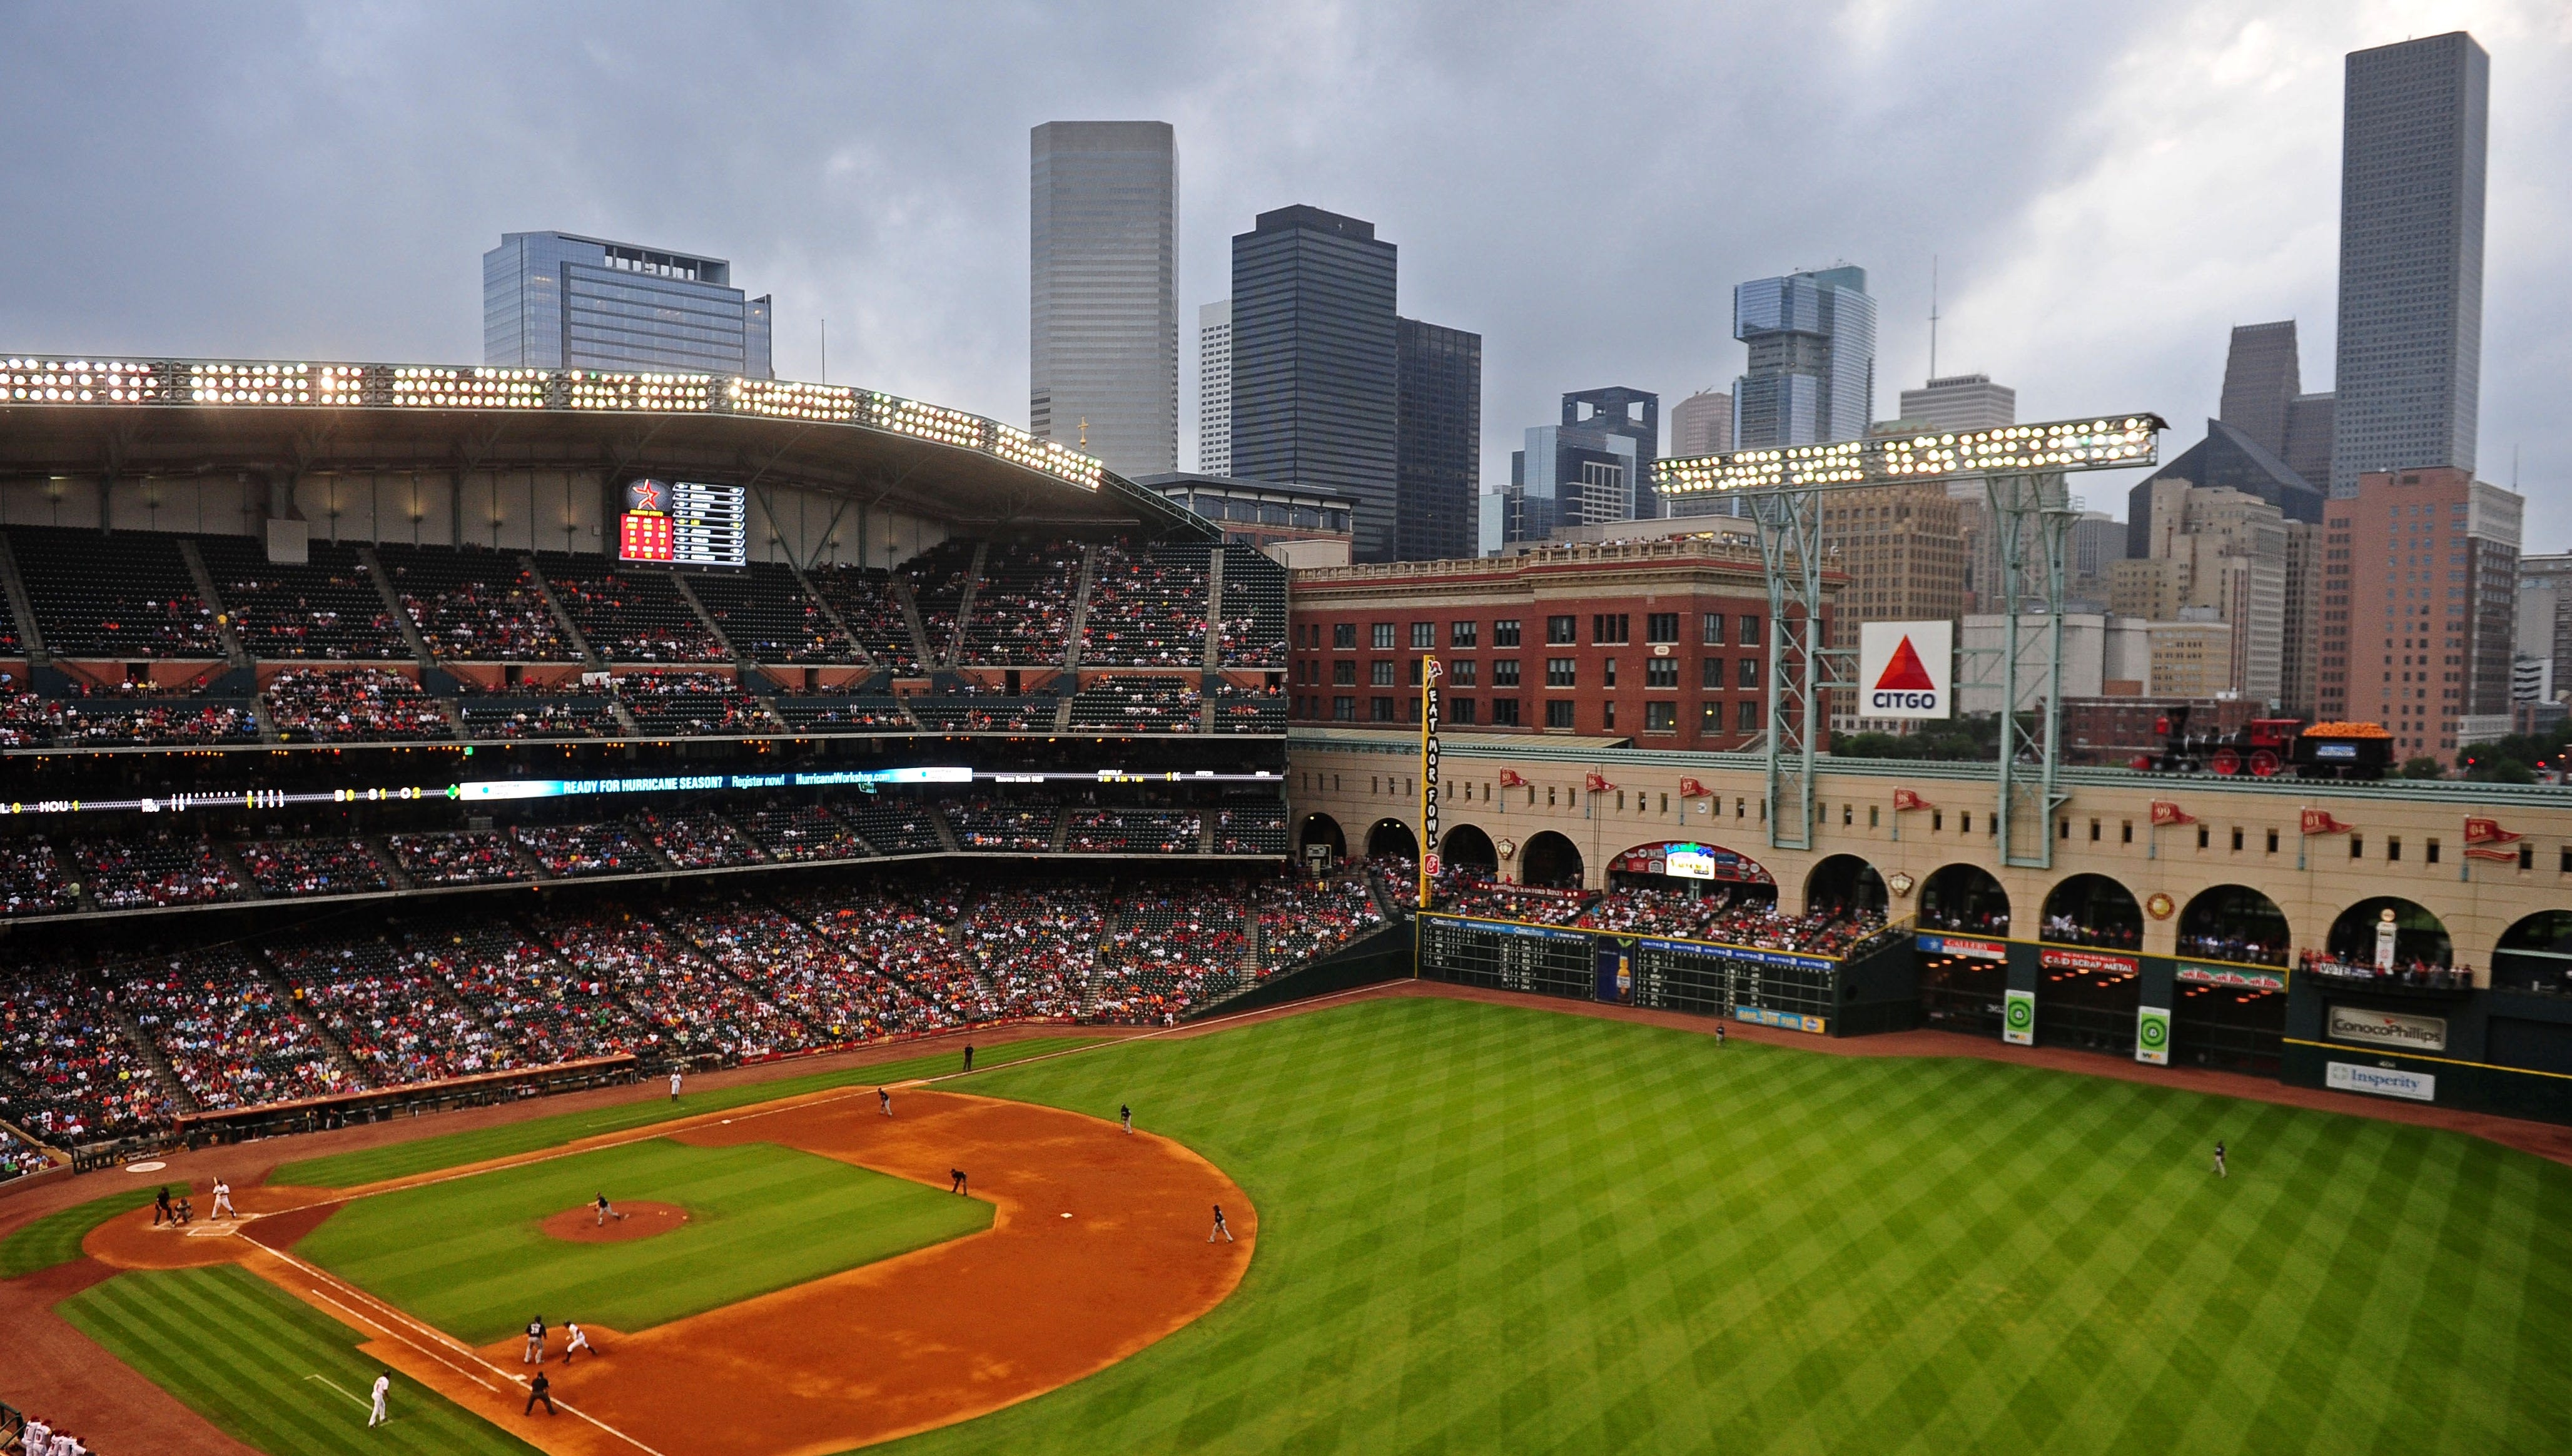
1285, 538, 1837, 748
2317, 467, 2522, 762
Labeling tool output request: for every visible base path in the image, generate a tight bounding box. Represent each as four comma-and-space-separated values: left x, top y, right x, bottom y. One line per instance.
83, 1090, 1254, 1456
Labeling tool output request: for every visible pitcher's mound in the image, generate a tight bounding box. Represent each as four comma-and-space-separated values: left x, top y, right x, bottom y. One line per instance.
540, 1201, 688, 1243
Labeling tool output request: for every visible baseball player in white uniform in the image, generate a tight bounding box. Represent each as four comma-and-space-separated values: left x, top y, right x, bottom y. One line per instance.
564, 1322, 595, 1363
18, 1417, 46, 1453
669, 1069, 683, 1102
369, 1371, 391, 1427
211, 1176, 235, 1219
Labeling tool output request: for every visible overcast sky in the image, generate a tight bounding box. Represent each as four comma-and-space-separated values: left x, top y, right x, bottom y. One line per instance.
3, 1, 2564, 540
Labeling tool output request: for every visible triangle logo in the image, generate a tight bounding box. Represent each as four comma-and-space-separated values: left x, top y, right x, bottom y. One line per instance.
1873, 635, 1937, 691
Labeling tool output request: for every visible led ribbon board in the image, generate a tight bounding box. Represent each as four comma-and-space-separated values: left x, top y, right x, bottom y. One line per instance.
1651, 414, 2167, 498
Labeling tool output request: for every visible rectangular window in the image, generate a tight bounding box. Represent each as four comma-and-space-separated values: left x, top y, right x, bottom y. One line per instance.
2089, 819, 2101, 841
1332, 661, 1356, 686
1490, 697, 1521, 725
1545, 700, 1576, 729
1592, 613, 1630, 644
1741, 614, 1762, 644
1702, 657, 1725, 689
1370, 660, 1395, 687
1646, 702, 1676, 733
1332, 695, 1355, 720
1492, 619, 1522, 647
2387, 836, 2401, 862
2351, 835, 2364, 859
2197, 824, 2209, 849
1332, 622, 1356, 650
1372, 622, 1395, 650
1602, 657, 1618, 687
1410, 622, 1435, 649
1738, 657, 1761, 689
1450, 620, 1479, 649
1703, 612, 1727, 645
1492, 659, 1521, 686
1370, 696, 1395, 722
1934, 811, 1945, 832
1450, 697, 1477, 725
2121, 821, 2134, 844
1409, 659, 1423, 687
1547, 615, 1577, 645
1449, 659, 1477, 686
1646, 612, 1680, 644
1701, 702, 1726, 735
1645, 658, 1679, 688
2426, 837, 2440, 865
1736, 700, 1760, 731
2267, 829, 2279, 853
2230, 827, 2244, 851
1545, 658, 1577, 687
1602, 701, 1617, 729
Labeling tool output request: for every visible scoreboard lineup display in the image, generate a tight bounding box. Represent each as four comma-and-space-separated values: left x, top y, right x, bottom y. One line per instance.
619, 478, 748, 567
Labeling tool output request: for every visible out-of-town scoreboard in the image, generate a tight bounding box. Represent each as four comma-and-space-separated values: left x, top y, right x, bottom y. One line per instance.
617, 478, 747, 567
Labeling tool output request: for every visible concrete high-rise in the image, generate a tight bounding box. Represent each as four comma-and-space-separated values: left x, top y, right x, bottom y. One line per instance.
1394, 318, 1480, 562
2218, 320, 2334, 493
1197, 300, 1232, 475
2331, 33, 2488, 498
2317, 466, 2521, 763
1230, 206, 1400, 561
1669, 389, 1733, 458
1896, 373, 2014, 434
484, 232, 772, 377
1731, 266, 1875, 448
1030, 121, 1178, 478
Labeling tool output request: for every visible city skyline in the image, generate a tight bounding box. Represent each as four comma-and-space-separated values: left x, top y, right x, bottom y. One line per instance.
3, 6, 2565, 540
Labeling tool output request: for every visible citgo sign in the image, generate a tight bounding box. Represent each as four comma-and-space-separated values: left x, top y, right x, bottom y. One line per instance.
1858, 620, 1953, 720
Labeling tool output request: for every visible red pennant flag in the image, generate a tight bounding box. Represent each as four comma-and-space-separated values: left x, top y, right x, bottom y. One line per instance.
1678, 777, 1710, 799
1584, 771, 1617, 794
1873, 634, 1938, 691
1893, 787, 1932, 812
1497, 769, 1527, 789
2464, 817, 2521, 846
2464, 846, 2521, 862
2150, 800, 2194, 827
2301, 808, 2352, 836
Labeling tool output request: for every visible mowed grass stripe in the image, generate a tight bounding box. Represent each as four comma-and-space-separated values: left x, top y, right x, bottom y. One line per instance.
273, 1036, 1088, 1189
866, 995, 2572, 1455
1, 1178, 195, 1277
59, 1264, 542, 1455
295, 1137, 988, 1343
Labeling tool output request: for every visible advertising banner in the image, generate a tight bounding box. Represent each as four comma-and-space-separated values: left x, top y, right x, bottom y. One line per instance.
2002, 988, 2036, 1045
2134, 1006, 2171, 1065
2175, 963, 2286, 991
1736, 1006, 1828, 1035
2038, 946, 2140, 976
2327, 1061, 2436, 1103
1858, 620, 1954, 719
2327, 1004, 2448, 1054
1916, 934, 2008, 962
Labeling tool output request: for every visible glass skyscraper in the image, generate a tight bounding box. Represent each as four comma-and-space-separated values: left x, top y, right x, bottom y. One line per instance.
1030, 121, 1178, 478
1731, 266, 1875, 448
1394, 318, 1481, 562
2331, 32, 2487, 498
1230, 206, 1399, 562
483, 232, 771, 378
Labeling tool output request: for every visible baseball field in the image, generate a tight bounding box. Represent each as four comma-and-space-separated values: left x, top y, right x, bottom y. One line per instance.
18, 993, 2572, 1453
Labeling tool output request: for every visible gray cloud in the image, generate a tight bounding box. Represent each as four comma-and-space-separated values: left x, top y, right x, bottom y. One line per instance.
3, 1, 2563, 540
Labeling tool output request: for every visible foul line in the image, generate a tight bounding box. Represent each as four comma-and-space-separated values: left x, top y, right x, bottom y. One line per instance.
302, 1373, 369, 1410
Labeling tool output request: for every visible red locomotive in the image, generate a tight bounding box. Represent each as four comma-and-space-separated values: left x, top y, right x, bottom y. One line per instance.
2130, 707, 2391, 780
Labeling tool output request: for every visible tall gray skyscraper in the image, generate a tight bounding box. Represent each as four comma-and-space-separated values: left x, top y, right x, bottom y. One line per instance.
1731, 266, 1875, 448
484, 232, 772, 377
1030, 121, 1178, 478
1231, 206, 1399, 561
1669, 390, 1732, 458
2220, 321, 2334, 488
1197, 299, 1232, 475
2331, 33, 2487, 498
1897, 373, 2015, 433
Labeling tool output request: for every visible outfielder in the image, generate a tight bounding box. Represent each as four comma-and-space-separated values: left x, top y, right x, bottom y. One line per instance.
1208, 1204, 1232, 1243
563, 1322, 594, 1363
2212, 1141, 2227, 1178
368, 1371, 390, 1427
522, 1315, 547, 1364
211, 1176, 235, 1220
1120, 1103, 1133, 1135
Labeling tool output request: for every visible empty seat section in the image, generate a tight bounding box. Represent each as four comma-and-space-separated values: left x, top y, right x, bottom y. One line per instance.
684, 564, 859, 663
801, 564, 919, 671
1218, 544, 1288, 667
74, 830, 246, 910
614, 670, 778, 736
1070, 675, 1198, 732
898, 540, 977, 665
838, 797, 944, 854
908, 695, 1053, 732
769, 695, 912, 732
197, 536, 411, 659
376, 543, 582, 661
514, 821, 653, 877
1064, 809, 1202, 854
536, 555, 727, 662
385, 831, 527, 886
11, 525, 222, 657
943, 797, 1058, 851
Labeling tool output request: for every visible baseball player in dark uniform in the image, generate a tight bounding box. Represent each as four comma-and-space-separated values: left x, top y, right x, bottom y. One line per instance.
950, 1168, 968, 1194
522, 1315, 547, 1364
878, 1086, 892, 1117
1120, 1103, 1133, 1135
1208, 1204, 1232, 1242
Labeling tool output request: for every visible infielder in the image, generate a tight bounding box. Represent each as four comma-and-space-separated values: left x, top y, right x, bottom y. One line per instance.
1120, 1103, 1133, 1135
1208, 1204, 1232, 1243
878, 1086, 892, 1117
950, 1167, 968, 1195
211, 1176, 235, 1220
522, 1315, 547, 1364
563, 1322, 594, 1363
368, 1371, 390, 1427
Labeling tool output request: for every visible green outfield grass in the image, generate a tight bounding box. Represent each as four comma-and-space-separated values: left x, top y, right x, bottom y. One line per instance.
294, 1138, 988, 1343
59, 1264, 543, 1455
1, 1179, 193, 1278
273, 1035, 1091, 1189
876, 995, 2572, 1455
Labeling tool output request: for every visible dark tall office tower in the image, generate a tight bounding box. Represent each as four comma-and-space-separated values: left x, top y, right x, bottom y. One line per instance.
1231, 206, 1399, 560
1394, 318, 1480, 562
2331, 32, 2487, 498
1031, 121, 1178, 478
2219, 321, 2301, 456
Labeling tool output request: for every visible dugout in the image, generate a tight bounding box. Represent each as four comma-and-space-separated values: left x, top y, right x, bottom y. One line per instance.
173, 1054, 639, 1145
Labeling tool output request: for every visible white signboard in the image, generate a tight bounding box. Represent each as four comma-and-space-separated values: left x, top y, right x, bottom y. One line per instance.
1858, 620, 1954, 720
1664, 847, 1716, 880
2327, 1004, 2448, 1054
2327, 1061, 2437, 1103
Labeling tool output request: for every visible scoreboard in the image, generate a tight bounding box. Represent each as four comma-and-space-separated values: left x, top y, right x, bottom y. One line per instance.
618, 478, 747, 567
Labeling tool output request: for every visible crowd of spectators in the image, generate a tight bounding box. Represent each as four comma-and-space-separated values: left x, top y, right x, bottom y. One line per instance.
1065, 809, 1201, 854
632, 810, 764, 869
383, 548, 582, 662
514, 822, 654, 877
946, 797, 1061, 851
386, 831, 528, 886
458, 697, 622, 741
1088, 890, 1252, 1023
1572, 884, 1893, 957
237, 838, 390, 898
950, 889, 1102, 1018
2040, 912, 2142, 951
532, 908, 806, 1060
120, 948, 355, 1110
0, 837, 78, 916
1251, 869, 1386, 968
2178, 930, 2289, 968
541, 562, 729, 663
959, 540, 1081, 665
1213, 682, 1285, 734
269, 931, 521, 1085
1081, 543, 1209, 667
265, 668, 449, 742
76, 832, 246, 911
1, 1121, 48, 1179
422, 924, 640, 1066
679, 899, 936, 1045
614, 671, 779, 736
0, 965, 175, 1140
2297, 948, 2473, 991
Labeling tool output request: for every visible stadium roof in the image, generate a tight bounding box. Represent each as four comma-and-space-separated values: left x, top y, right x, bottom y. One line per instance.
0, 355, 1207, 537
